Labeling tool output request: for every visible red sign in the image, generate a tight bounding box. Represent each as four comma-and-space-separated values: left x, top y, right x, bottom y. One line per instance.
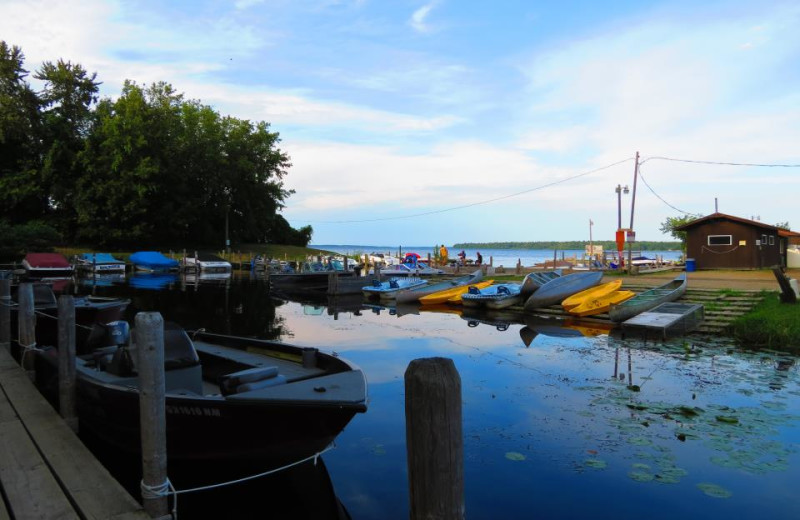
626, 230, 636, 242
615, 230, 625, 251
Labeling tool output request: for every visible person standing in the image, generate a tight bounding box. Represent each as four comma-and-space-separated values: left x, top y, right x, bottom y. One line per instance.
476, 251, 483, 265
458, 250, 466, 266
440, 244, 449, 265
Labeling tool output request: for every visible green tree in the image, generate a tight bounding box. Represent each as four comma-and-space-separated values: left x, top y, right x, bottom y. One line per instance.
35, 59, 101, 238
659, 215, 696, 253
0, 41, 45, 224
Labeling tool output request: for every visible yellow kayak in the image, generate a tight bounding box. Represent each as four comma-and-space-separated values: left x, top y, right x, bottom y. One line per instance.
420, 280, 494, 305
568, 290, 636, 317
561, 279, 622, 310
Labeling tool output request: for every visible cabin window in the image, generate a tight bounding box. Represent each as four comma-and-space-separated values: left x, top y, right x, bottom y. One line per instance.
707, 235, 732, 246
769, 235, 775, 245
762, 234, 768, 245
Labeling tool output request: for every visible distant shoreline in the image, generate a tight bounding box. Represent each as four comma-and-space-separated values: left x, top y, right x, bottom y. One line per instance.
452, 241, 681, 251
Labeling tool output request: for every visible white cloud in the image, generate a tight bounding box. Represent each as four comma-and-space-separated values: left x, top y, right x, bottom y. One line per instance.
410, 2, 437, 33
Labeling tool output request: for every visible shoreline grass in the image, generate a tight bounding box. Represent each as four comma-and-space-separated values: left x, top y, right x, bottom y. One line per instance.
731, 292, 800, 353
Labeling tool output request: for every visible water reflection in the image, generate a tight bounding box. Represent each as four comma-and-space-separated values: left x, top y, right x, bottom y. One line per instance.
51, 274, 800, 520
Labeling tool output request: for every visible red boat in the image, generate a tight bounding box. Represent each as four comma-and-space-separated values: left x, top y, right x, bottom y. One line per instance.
22, 253, 74, 278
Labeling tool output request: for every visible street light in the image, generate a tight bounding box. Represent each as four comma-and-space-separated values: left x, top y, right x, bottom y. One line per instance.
615, 184, 629, 269
615, 184, 629, 230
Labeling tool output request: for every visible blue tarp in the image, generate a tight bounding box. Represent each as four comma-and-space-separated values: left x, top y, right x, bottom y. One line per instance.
78, 252, 125, 264
129, 273, 178, 290
129, 251, 179, 270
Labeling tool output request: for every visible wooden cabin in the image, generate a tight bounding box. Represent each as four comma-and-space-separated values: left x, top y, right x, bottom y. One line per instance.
676, 213, 792, 269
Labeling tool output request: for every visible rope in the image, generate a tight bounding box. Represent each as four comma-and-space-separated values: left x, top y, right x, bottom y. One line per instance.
139, 443, 335, 519
701, 245, 739, 255
18, 340, 41, 366
32, 309, 93, 330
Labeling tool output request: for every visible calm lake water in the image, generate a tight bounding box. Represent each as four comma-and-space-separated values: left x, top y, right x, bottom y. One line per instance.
314, 245, 684, 267
68, 271, 799, 519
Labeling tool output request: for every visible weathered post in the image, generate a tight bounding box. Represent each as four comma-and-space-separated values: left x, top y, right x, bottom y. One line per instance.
405, 357, 464, 520
328, 271, 338, 295
136, 312, 169, 518
17, 283, 36, 372
58, 295, 78, 432
0, 278, 10, 352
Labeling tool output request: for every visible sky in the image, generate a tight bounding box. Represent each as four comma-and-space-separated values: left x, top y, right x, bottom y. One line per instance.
2, 0, 800, 246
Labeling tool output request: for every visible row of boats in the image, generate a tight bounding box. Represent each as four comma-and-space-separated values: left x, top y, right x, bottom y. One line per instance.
19, 251, 234, 276
362, 269, 688, 322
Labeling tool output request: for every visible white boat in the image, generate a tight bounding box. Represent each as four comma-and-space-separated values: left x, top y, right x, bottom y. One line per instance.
74, 253, 126, 274
362, 277, 427, 300
393, 270, 484, 304
376, 262, 444, 276
182, 253, 232, 273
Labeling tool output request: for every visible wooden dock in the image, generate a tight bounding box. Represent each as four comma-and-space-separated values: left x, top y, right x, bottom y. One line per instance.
0, 346, 151, 520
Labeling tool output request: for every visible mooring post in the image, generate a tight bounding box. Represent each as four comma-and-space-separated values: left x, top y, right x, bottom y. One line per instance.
0, 278, 10, 352
17, 283, 36, 372
57, 295, 78, 433
136, 312, 169, 518
405, 357, 464, 520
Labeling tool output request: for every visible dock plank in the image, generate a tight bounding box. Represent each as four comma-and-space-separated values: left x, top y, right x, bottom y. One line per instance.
0, 347, 150, 520
0, 390, 78, 519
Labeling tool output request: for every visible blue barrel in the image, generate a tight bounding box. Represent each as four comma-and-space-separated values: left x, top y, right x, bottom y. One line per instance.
686, 258, 696, 272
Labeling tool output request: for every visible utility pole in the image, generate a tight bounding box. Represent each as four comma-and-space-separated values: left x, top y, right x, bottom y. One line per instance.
627, 151, 640, 273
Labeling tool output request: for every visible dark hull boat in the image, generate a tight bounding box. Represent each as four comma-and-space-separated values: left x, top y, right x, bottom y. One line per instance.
10, 283, 130, 354
35, 322, 368, 466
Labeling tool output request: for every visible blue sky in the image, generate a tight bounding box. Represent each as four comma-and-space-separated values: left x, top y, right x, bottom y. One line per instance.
3, 0, 799, 246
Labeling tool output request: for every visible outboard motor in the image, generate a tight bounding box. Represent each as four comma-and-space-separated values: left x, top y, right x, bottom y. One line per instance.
86, 321, 134, 376
105, 321, 134, 376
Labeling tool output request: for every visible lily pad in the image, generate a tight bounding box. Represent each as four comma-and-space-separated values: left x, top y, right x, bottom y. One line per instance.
697, 482, 732, 498
628, 470, 654, 482
584, 459, 607, 469
505, 452, 526, 461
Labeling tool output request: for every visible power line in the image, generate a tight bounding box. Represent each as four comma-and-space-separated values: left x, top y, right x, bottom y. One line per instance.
297, 156, 635, 224
636, 165, 701, 217
641, 156, 800, 168
638, 155, 800, 216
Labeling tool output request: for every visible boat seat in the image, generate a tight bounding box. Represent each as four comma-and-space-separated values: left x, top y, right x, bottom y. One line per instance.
219, 366, 284, 396
371, 279, 382, 287
497, 285, 511, 295
389, 279, 400, 289
468, 286, 481, 294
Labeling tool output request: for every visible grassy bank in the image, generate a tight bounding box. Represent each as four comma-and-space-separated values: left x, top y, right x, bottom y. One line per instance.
731, 292, 800, 352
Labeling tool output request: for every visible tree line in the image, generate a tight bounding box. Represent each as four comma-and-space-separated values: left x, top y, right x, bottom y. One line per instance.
452, 240, 682, 251
0, 41, 311, 257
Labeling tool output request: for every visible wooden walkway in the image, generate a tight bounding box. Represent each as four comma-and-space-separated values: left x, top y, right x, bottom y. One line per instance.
0, 347, 151, 520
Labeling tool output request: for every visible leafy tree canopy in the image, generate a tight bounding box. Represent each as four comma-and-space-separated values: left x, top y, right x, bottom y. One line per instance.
0, 41, 310, 252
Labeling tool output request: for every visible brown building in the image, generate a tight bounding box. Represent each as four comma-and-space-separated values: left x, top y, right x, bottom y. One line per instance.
676, 213, 791, 269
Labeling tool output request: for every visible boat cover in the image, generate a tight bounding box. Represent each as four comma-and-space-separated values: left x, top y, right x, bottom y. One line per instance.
129, 251, 179, 269
24, 253, 71, 268
129, 273, 179, 289
78, 253, 125, 264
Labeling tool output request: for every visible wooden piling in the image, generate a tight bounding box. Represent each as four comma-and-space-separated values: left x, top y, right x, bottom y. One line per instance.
17, 283, 36, 372
0, 279, 10, 352
57, 295, 78, 433
135, 312, 169, 518
405, 357, 464, 520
